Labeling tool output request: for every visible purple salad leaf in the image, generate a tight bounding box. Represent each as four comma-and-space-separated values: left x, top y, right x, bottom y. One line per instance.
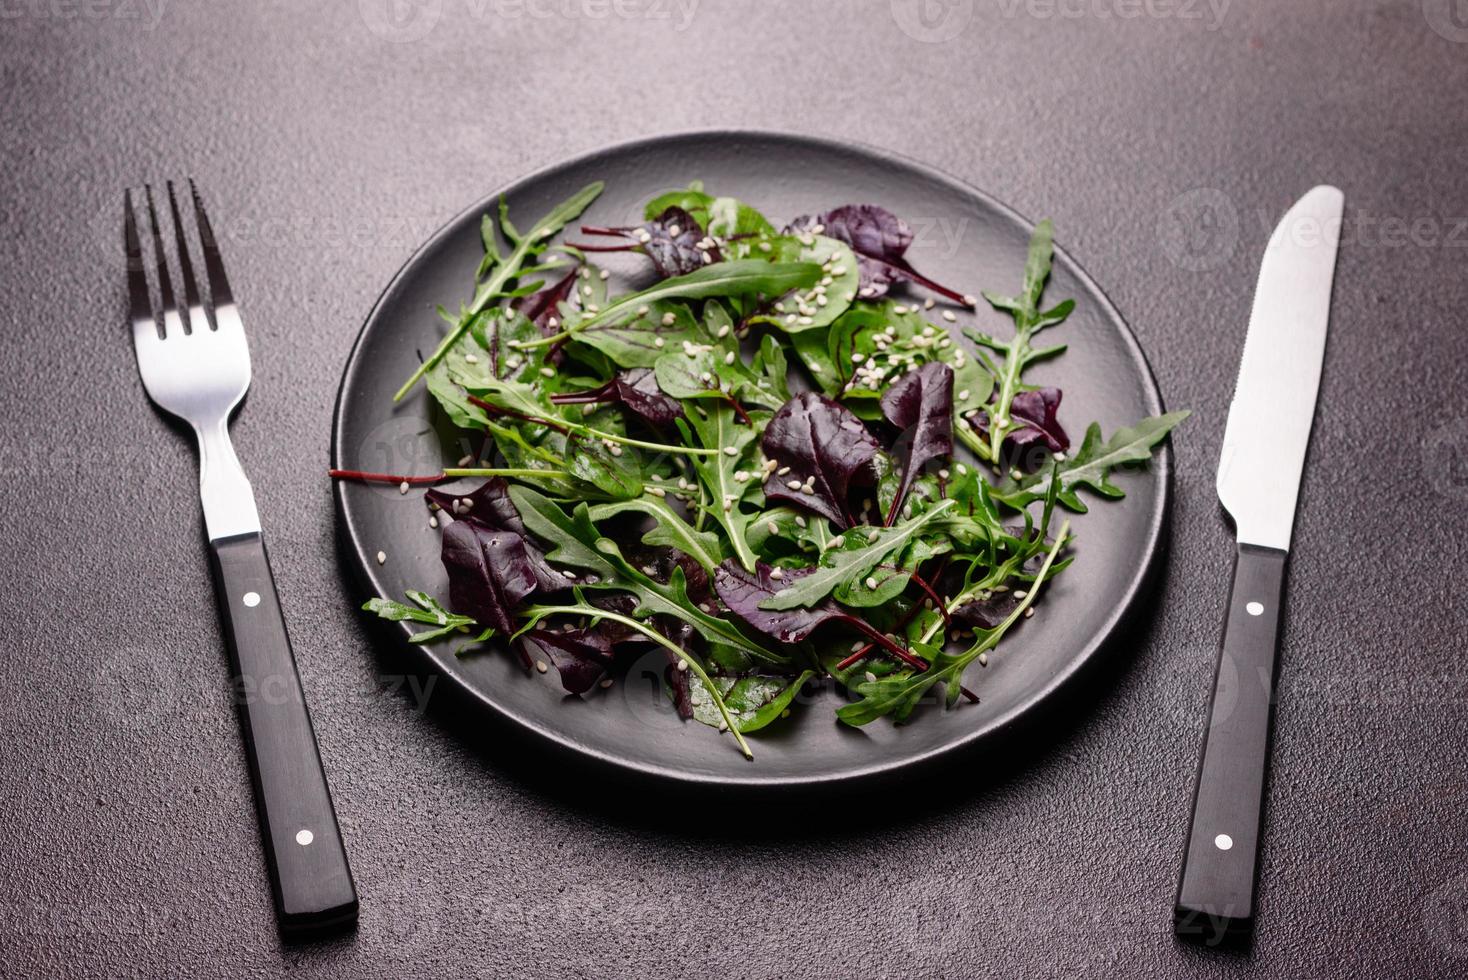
880, 362, 954, 525
439, 519, 542, 635
512, 266, 581, 332
788, 204, 967, 305
761, 393, 881, 529
524, 627, 615, 694
639, 206, 708, 279
970, 387, 1069, 466
428, 478, 564, 592
551, 367, 683, 430
713, 561, 843, 644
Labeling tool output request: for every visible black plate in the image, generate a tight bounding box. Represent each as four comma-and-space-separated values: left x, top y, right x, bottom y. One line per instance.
332, 131, 1172, 789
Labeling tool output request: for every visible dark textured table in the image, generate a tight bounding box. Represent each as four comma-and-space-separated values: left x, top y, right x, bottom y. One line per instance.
3, 2, 1466, 977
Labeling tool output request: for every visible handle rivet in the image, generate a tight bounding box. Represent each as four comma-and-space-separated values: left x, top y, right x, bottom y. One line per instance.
242, 591, 261, 608
295, 829, 314, 846
1214, 833, 1233, 851
1245, 601, 1264, 616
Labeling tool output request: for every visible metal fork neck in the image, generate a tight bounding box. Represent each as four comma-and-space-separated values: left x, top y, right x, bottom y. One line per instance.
193, 415, 261, 541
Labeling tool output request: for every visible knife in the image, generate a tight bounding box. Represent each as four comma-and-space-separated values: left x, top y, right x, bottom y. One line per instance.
1173, 185, 1344, 942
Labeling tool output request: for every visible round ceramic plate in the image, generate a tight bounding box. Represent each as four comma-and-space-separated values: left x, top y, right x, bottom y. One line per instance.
332, 131, 1172, 789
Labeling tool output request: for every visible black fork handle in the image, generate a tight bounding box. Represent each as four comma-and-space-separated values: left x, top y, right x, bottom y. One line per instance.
208, 532, 358, 935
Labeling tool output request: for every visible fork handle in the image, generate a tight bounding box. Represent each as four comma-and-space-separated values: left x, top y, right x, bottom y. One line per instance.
208, 532, 358, 935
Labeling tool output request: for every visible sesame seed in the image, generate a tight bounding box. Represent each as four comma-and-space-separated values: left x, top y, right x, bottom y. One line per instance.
547, 316, 559, 327
942, 310, 958, 322
599, 269, 610, 280
851, 353, 865, 364
867, 529, 880, 542
963, 294, 978, 307
785, 314, 797, 325
429, 515, 438, 528
654, 337, 665, 348
957, 389, 970, 402
717, 324, 731, 338
375, 550, 386, 565
637, 305, 649, 316
831, 265, 846, 276
667, 224, 681, 237
464, 353, 478, 364
661, 312, 677, 326
609, 445, 623, 456
978, 653, 989, 666
794, 517, 806, 528
786, 480, 802, 490
769, 568, 784, 580
938, 468, 950, 480
723, 446, 738, 457
798, 316, 813, 325
894, 305, 908, 314
582, 285, 593, 296
636, 230, 651, 243
676, 659, 689, 673
1024, 607, 1035, 618
717, 719, 729, 732
534, 659, 548, 673
864, 670, 878, 683
724, 351, 736, 365
599, 678, 614, 689
648, 486, 666, 497
777, 465, 791, 475
758, 241, 772, 252
924, 298, 936, 310
828, 535, 844, 548
865, 576, 878, 590
766, 521, 779, 534
801, 485, 814, 495
562, 569, 577, 579
399, 481, 410, 494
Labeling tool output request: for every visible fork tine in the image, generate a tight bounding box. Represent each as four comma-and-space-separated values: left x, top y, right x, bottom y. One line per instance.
189, 179, 235, 313
143, 184, 185, 333
124, 189, 159, 337
165, 180, 204, 329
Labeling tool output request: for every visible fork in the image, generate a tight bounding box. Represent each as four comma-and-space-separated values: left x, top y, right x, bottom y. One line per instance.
127, 182, 357, 935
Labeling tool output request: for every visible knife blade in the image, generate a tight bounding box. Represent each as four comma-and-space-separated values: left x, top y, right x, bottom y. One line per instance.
1174, 185, 1344, 943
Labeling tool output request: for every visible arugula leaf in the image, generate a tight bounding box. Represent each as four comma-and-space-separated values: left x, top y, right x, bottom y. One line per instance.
679, 401, 762, 572
396, 181, 603, 400
836, 518, 1070, 726
364, 591, 477, 644
993, 411, 1190, 512
758, 499, 954, 610
586, 497, 724, 574
976, 219, 1077, 461
527, 259, 822, 350
509, 487, 785, 666
690, 671, 816, 733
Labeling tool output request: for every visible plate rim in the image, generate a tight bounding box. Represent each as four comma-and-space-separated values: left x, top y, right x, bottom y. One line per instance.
331, 128, 1172, 789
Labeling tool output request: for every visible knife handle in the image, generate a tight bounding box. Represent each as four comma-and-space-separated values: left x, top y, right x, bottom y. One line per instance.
1174, 543, 1288, 943
208, 532, 358, 936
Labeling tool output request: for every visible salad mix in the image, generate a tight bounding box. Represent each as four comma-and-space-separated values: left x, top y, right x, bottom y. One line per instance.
335, 181, 1186, 758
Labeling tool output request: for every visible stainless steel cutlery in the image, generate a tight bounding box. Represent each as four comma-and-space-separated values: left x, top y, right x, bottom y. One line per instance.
127, 182, 357, 934
1175, 185, 1345, 941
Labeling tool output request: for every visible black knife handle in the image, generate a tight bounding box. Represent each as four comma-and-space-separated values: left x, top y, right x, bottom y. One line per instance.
208, 532, 358, 935
1174, 543, 1288, 943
